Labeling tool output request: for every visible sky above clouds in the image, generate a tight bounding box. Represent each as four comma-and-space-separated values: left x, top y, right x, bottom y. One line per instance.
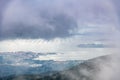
0, 0, 119, 60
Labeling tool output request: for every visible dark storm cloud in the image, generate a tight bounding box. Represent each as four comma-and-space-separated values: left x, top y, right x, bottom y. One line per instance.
0, 0, 117, 40
0, 0, 77, 40
1, 14, 77, 40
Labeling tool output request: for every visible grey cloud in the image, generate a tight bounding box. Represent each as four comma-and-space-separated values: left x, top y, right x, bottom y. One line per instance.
0, 0, 78, 40
112, 0, 120, 30
1, 14, 77, 40
0, 0, 11, 37
0, 0, 117, 40
78, 43, 111, 48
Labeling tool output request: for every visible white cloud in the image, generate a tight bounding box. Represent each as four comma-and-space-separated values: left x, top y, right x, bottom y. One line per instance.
0, 37, 116, 60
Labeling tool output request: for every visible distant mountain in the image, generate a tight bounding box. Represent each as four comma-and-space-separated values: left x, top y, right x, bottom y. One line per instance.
0, 52, 83, 77
0, 54, 111, 80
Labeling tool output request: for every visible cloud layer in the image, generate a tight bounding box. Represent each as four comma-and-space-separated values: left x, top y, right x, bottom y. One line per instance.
0, 0, 78, 40
0, 0, 117, 40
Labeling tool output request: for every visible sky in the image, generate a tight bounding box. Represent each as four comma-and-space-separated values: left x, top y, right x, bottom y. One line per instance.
0, 0, 119, 60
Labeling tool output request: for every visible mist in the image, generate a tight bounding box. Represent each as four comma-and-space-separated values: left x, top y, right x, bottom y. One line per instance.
0, 0, 120, 80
